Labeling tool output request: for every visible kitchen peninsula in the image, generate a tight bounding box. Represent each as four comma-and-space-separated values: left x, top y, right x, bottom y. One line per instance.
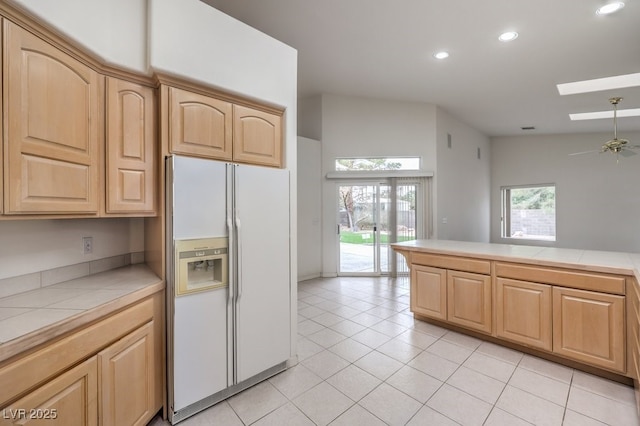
392, 239, 640, 409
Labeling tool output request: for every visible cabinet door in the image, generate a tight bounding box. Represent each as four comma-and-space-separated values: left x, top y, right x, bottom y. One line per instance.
232, 105, 282, 167
168, 86, 233, 160
106, 77, 156, 214
553, 287, 625, 372
410, 265, 447, 320
496, 278, 552, 351
98, 322, 155, 426
0, 357, 97, 426
3, 21, 101, 214
447, 270, 492, 334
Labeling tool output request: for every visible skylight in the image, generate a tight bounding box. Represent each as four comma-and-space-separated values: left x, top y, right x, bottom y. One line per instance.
557, 73, 640, 95
569, 108, 640, 120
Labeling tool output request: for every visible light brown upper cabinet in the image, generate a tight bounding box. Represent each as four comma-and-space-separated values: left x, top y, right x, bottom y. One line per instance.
168, 86, 233, 161
3, 20, 102, 214
106, 77, 156, 215
232, 104, 282, 167
167, 85, 283, 167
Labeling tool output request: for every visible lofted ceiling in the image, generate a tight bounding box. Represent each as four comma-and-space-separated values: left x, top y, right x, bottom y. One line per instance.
202, 0, 640, 137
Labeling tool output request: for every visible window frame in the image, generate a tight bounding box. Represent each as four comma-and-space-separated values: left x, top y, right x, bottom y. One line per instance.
501, 183, 556, 242
334, 157, 421, 171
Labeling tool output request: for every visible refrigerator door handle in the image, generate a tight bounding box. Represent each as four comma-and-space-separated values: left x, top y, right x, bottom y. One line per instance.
235, 214, 243, 301
234, 163, 243, 302
227, 164, 235, 306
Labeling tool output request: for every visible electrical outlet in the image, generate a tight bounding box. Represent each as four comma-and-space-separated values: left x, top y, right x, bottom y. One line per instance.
83, 236, 93, 254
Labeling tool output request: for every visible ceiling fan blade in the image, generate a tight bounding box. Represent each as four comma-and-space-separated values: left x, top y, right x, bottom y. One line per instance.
619, 149, 637, 157
569, 149, 601, 156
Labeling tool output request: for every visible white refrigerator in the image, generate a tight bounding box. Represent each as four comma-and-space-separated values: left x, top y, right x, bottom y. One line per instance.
166, 155, 291, 424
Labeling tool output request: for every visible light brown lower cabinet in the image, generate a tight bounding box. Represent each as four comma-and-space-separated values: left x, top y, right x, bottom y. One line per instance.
496, 278, 552, 351
410, 264, 491, 334
406, 253, 630, 375
0, 291, 163, 426
447, 270, 492, 334
553, 287, 625, 372
98, 322, 155, 426
0, 357, 98, 426
411, 265, 447, 321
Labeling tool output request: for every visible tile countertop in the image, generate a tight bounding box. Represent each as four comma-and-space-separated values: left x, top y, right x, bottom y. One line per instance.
391, 239, 640, 280
0, 264, 163, 363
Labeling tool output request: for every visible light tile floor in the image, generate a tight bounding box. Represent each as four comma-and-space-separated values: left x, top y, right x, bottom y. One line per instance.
151, 276, 640, 425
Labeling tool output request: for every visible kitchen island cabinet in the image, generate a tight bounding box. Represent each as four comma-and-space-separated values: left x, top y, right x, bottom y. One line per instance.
496, 277, 552, 351
553, 286, 625, 372
410, 253, 491, 333
393, 240, 640, 380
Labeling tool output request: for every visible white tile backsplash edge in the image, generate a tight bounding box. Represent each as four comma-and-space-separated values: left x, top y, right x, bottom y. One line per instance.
0, 252, 145, 299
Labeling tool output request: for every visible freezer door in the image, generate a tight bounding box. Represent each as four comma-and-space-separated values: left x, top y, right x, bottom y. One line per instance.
171, 155, 228, 239
173, 288, 228, 411
234, 165, 291, 382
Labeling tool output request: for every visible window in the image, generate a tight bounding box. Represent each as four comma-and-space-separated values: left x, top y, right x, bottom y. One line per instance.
335, 157, 420, 171
501, 184, 556, 241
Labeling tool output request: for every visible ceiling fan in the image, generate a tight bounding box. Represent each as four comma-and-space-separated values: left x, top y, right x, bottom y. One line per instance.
570, 97, 640, 162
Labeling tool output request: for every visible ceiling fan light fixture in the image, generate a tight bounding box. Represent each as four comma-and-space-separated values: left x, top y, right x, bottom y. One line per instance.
596, 2, 625, 15
498, 31, 519, 42
433, 51, 449, 59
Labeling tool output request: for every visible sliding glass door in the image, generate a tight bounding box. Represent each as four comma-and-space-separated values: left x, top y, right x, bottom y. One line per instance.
337, 180, 420, 276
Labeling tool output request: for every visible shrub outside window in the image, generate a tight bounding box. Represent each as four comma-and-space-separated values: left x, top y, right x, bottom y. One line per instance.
501, 184, 556, 241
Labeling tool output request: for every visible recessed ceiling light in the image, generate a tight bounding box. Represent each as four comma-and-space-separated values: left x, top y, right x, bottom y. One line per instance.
498, 31, 519, 42
557, 72, 640, 95
596, 2, 625, 15
433, 51, 449, 59
570, 108, 640, 120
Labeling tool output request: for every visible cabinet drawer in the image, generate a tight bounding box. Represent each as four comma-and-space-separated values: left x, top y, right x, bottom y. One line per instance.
496, 262, 625, 295
411, 253, 490, 274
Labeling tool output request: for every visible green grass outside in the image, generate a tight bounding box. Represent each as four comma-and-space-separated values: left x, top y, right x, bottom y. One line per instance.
340, 231, 415, 244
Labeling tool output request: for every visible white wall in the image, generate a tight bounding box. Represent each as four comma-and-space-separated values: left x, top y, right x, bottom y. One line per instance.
148, 0, 296, 110
317, 94, 438, 276
297, 137, 322, 280
491, 132, 640, 252
8, 0, 148, 72
435, 107, 491, 242
298, 97, 323, 141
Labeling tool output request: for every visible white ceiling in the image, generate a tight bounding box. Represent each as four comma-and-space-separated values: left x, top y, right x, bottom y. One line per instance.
202, 0, 640, 137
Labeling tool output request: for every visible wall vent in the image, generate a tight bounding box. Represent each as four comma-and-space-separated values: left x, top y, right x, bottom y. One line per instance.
447, 133, 452, 148
477, 147, 481, 160
521, 126, 536, 131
